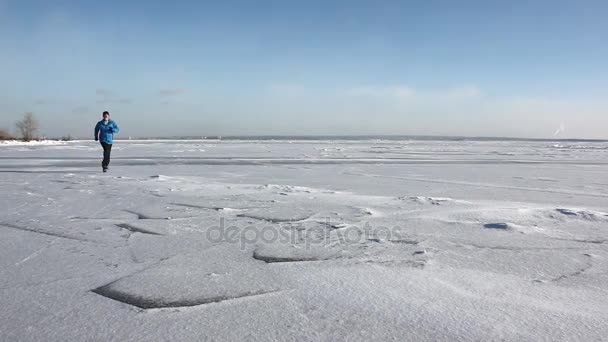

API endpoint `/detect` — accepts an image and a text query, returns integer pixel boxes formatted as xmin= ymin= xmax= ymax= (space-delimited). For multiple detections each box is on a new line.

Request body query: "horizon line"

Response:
xmin=33 ymin=134 xmax=608 ymax=143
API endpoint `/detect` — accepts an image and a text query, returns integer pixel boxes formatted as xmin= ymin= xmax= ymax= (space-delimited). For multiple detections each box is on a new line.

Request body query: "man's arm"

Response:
xmin=94 ymin=122 xmax=100 ymax=141
xmin=112 ymin=122 xmax=119 ymax=134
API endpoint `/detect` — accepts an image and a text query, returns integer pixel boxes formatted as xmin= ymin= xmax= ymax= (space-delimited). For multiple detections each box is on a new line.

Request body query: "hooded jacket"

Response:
xmin=95 ymin=120 xmax=119 ymax=144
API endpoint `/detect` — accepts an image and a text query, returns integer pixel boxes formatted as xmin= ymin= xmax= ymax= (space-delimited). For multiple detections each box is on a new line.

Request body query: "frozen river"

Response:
xmin=1 ymin=139 xmax=607 ymax=341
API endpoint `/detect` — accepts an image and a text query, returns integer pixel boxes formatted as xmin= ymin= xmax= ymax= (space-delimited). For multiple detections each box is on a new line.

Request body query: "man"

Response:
xmin=94 ymin=111 xmax=119 ymax=172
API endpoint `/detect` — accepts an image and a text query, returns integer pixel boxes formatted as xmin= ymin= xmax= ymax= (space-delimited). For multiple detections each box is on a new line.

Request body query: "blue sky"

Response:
xmin=1 ymin=0 xmax=607 ymax=138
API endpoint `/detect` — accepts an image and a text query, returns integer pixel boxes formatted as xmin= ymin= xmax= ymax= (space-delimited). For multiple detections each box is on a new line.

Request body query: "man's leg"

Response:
xmin=100 ymin=142 xmax=106 ymax=169
xmin=105 ymin=143 xmax=112 ymax=168
xmin=101 ymin=142 xmax=112 ymax=169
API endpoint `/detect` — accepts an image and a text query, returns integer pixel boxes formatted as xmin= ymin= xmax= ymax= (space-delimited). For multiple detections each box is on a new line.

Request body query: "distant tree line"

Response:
xmin=0 ymin=112 xmax=42 ymax=141
xmin=0 ymin=113 xmax=77 ymax=141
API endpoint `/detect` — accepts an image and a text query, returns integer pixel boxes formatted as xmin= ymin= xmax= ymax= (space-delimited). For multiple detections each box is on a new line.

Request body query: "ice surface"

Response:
xmin=1 ymin=139 xmax=608 ymax=341
xmin=0 ymin=140 xmax=68 ymax=146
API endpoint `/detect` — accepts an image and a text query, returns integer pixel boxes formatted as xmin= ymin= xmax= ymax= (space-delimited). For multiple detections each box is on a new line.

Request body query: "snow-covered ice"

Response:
xmin=1 ymin=139 xmax=607 ymax=341
xmin=0 ymin=140 xmax=68 ymax=146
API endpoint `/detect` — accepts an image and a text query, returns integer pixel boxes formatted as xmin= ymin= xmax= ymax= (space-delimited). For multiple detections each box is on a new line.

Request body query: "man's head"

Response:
xmin=102 ymin=111 xmax=110 ymax=121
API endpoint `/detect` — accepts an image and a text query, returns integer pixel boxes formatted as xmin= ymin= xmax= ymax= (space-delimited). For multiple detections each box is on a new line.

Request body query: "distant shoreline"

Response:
xmin=5 ymin=135 xmax=608 ymax=143
xmin=106 ymin=135 xmax=608 ymax=143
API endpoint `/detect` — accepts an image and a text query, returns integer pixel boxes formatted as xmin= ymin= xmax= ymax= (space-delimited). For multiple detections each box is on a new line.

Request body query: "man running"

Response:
xmin=94 ymin=111 xmax=119 ymax=172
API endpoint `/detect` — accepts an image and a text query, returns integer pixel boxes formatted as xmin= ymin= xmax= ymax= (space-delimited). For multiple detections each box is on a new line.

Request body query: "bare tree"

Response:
xmin=15 ymin=112 xmax=39 ymax=141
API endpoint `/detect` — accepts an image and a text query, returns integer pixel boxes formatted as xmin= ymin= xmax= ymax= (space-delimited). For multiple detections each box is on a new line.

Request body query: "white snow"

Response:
xmin=0 ymin=140 xmax=68 ymax=146
xmin=1 ymin=139 xmax=607 ymax=341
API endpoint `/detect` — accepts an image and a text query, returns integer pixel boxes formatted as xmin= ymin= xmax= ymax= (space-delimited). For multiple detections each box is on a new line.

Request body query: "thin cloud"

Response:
xmin=444 ymin=85 xmax=482 ymax=99
xmin=346 ymin=85 xmax=413 ymax=99
xmin=344 ymin=85 xmax=481 ymax=101
xmin=96 ymin=88 xmax=113 ymax=97
xmin=265 ymin=83 xmax=308 ymax=97
xmin=71 ymin=105 xmax=89 ymax=114
xmin=34 ymin=99 xmax=51 ymax=105
xmin=96 ymin=88 xmax=132 ymax=104
xmin=158 ymin=88 xmax=186 ymax=97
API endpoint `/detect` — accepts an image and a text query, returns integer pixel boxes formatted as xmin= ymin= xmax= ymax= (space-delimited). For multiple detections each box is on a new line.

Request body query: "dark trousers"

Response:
xmin=101 ymin=142 xmax=112 ymax=168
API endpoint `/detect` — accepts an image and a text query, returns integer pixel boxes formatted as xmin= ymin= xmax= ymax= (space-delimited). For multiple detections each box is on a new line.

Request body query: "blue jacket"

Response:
xmin=95 ymin=120 xmax=119 ymax=144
